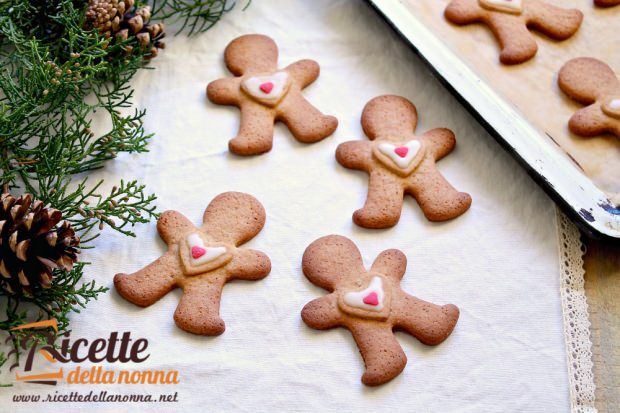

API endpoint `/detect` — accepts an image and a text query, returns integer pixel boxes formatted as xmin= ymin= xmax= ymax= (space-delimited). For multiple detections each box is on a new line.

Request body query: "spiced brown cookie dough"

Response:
xmin=114 ymin=192 xmax=271 ymax=335
xmin=336 ymin=95 xmax=471 ymax=229
xmin=301 ymin=235 xmax=459 ymax=386
xmin=444 ymin=0 xmax=583 ymax=65
xmin=207 ymin=34 xmax=338 ymax=155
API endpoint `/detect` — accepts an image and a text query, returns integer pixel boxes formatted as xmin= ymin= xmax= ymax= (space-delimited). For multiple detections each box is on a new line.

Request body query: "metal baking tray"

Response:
xmin=366 ymin=0 xmax=620 ymax=241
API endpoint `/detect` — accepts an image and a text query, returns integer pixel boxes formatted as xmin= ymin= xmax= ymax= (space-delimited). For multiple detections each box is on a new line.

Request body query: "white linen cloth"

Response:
xmin=1 ymin=0 xmax=571 ymax=411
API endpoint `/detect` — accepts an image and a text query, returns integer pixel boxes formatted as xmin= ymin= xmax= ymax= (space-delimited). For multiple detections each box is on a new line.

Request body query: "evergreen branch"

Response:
xmin=150 ymin=0 xmax=240 ymax=35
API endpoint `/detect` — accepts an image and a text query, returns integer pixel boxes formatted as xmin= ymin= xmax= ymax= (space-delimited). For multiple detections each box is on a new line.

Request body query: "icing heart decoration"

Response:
xmin=377 ymin=140 xmax=422 ymax=169
xmin=394 ymin=146 xmax=409 ymax=158
xmin=241 ymin=71 xmax=290 ymax=106
xmin=479 ymin=0 xmax=523 ymax=14
xmin=363 ymin=292 xmax=379 ymax=306
xmin=344 ymin=276 xmax=385 ymax=312
xmin=602 ymin=98 xmax=620 ymax=119
xmin=186 ymin=233 xmax=227 ymax=266
xmin=191 ymin=246 xmax=206 ymax=259
xmin=259 ymin=82 xmax=274 ymax=94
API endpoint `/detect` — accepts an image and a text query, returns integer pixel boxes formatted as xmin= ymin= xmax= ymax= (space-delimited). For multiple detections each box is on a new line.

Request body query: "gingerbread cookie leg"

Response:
xmin=229 ymin=103 xmax=276 ymax=155
xmin=349 ymin=323 xmax=407 ymax=386
xmin=408 ymin=167 xmax=472 ymax=222
xmin=488 ymin=14 xmax=538 ymax=65
xmin=174 ymin=277 xmax=227 ymax=335
xmin=114 ymin=251 xmax=179 ymax=307
xmin=394 ymin=296 xmax=460 ymax=346
xmin=277 ymin=94 xmax=338 ymax=143
xmin=353 ymin=172 xmax=404 ymax=229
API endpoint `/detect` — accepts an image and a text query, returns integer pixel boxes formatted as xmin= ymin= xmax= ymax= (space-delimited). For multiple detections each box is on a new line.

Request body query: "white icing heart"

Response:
xmin=603 ymin=98 xmax=620 ymax=119
xmin=186 ymin=233 xmax=227 ymax=266
xmin=241 ymin=71 xmax=290 ymax=105
xmin=377 ymin=140 xmax=422 ymax=169
xmin=343 ymin=276 xmax=385 ymax=312
xmin=479 ymin=0 xmax=523 ymax=14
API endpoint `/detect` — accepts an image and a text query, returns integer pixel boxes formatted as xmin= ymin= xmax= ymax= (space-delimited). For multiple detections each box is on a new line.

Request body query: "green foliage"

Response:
xmin=0 ymin=0 xmax=238 ymax=375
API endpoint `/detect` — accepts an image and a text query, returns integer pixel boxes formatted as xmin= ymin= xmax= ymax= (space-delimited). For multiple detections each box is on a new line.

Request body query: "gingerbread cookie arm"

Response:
xmin=201 ymin=192 xmax=266 ymax=246
xmin=407 ymin=164 xmax=472 ymax=222
xmin=393 ymin=293 xmax=460 ymax=346
xmin=526 ymin=2 xmax=583 ymax=40
xmin=226 ymin=249 xmax=271 ymax=281
xmin=228 ymin=102 xmax=276 ymax=155
xmin=569 ymin=105 xmax=620 ymax=137
xmin=174 ymin=277 xmax=227 ymax=335
xmin=558 ymin=58 xmax=620 ymax=105
xmin=353 ymin=171 xmax=404 ymax=229
xmin=284 ymin=59 xmax=320 ymax=88
xmin=419 ymin=128 xmax=456 ymax=161
xmin=302 ymin=235 xmax=365 ymax=291
xmin=348 ymin=322 xmax=407 ymax=386
xmin=335 ymin=141 xmax=372 ymax=172
xmin=277 ymin=94 xmax=338 ymax=143
xmin=444 ymin=0 xmax=484 ymax=25
xmin=114 ymin=250 xmax=180 ymax=307
xmin=370 ymin=249 xmax=406 ymax=281
xmin=157 ymin=210 xmax=198 ymax=245
xmin=301 ymin=294 xmax=342 ymax=330
xmin=206 ymin=77 xmax=242 ymax=106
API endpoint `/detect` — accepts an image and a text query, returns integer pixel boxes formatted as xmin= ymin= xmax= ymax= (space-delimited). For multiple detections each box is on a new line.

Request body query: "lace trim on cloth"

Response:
xmin=556 ymin=209 xmax=597 ymax=413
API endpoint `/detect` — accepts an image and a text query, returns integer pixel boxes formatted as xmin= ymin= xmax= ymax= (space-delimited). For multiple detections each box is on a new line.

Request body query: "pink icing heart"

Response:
xmin=394 ymin=146 xmax=409 ymax=158
xmin=259 ymin=82 xmax=274 ymax=94
xmin=191 ymin=246 xmax=206 ymax=259
xmin=363 ymin=292 xmax=379 ymax=306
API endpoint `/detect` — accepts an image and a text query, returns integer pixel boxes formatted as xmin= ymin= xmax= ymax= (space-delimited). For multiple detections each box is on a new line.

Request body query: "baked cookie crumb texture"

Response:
xmin=301 ymin=235 xmax=459 ymax=386
xmin=114 ymin=192 xmax=271 ymax=335
xmin=444 ymin=0 xmax=583 ymax=65
xmin=207 ymin=34 xmax=338 ymax=155
xmin=336 ymin=95 xmax=471 ymax=229
xmin=558 ymin=57 xmax=620 ymax=139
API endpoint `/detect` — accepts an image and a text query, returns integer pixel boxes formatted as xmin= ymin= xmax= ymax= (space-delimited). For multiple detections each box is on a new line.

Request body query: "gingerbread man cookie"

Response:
xmin=558 ymin=58 xmax=620 ymax=138
xmin=114 ymin=192 xmax=271 ymax=335
xmin=301 ymin=235 xmax=459 ymax=386
xmin=444 ymin=0 xmax=583 ymax=65
xmin=336 ymin=95 xmax=471 ymax=229
xmin=207 ymin=34 xmax=338 ymax=155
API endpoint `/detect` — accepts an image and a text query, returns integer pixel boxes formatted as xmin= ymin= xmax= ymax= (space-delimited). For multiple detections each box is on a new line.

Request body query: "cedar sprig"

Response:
xmin=150 ymin=0 xmax=241 ymax=35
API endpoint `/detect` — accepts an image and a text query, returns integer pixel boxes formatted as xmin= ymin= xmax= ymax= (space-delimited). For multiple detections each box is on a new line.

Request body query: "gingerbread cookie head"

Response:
xmin=207 ymin=34 xmax=338 ymax=155
xmin=558 ymin=57 xmax=620 ymax=138
xmin=594 ymin=0 xmax=620 ymax=8
xmin=301 ymin=235 xmax=459 ymax=386
xmin=114 ymin=192 xmax=271 ymax=336
xmin=336 ymin=95 xmax=471 ymax=228
xmin=444 ymin=0 xmax=583 ymax=65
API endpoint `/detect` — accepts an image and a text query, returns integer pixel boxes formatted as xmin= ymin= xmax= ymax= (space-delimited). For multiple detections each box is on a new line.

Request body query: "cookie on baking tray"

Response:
xmin=336 ymin=95 xmax=471 ymax=229
xmin=301 ymin=235 xmax=459 ymax=386
xmin=444 ymin=0 xmax=583 ymax=65
xmin=207 ymin=34 xmax=338 ymax=155
xmin=558 ymin=57 xmax=620 ymax=138
xmin=114 ymin=192 xmax=271 ymax=335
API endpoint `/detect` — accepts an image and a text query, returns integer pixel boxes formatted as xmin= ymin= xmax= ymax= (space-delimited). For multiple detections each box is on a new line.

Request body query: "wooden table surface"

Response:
xmin=583 ymin=237 xmax=619 ymax=412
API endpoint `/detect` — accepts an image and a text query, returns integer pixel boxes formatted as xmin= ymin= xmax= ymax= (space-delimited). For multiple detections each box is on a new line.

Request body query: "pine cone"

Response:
xmin=0 ymin=193 xmax=80 ymax=296
xmin=85 ymin=0 xmax=165 ymax=59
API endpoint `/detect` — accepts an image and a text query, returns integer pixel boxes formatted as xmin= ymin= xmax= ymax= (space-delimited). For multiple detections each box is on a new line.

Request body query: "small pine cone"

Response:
xmin=85 ymin=1 xmax=165 ymax=60
xmin=0 ymin=193 xmax=80 ymax=296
